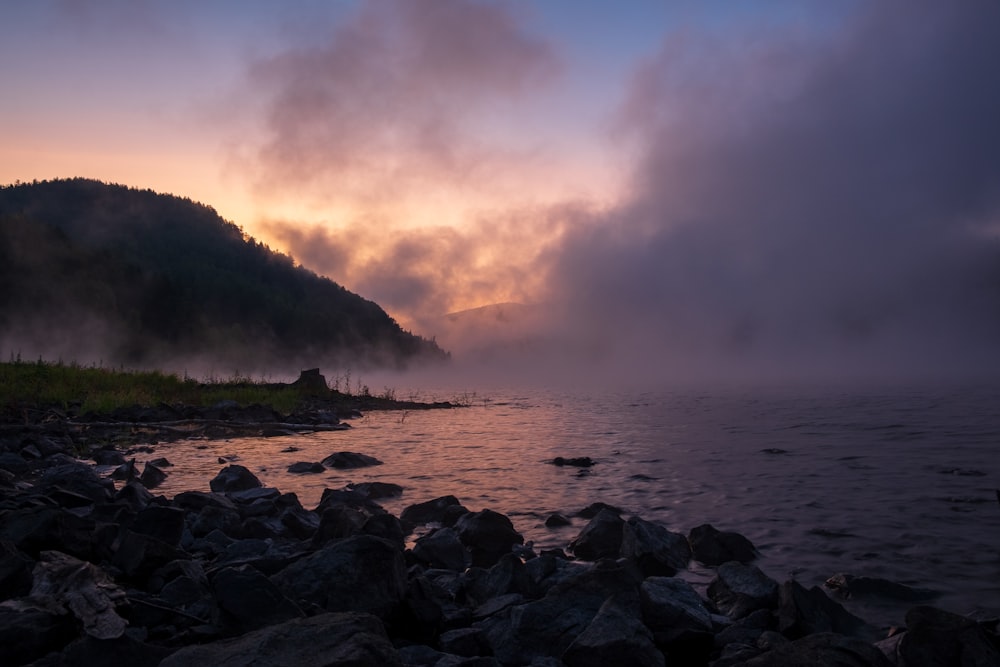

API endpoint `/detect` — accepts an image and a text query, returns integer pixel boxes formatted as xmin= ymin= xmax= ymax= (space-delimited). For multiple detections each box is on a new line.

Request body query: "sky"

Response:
xmin=3 ymin=1 xmax=1000 ymax=381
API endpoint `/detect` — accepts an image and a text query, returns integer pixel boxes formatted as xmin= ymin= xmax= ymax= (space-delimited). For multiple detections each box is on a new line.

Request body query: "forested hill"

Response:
xmin=0 ymin=178 xmax=448 ymax=370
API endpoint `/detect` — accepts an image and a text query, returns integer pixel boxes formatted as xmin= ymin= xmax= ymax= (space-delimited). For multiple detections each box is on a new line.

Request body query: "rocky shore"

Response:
xmin=1 ymin=431 xmax=998 ymax=666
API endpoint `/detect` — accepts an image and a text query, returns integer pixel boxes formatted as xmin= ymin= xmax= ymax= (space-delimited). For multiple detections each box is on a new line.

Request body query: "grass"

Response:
xmin=0 ymin=358 xmax=303 ymax=415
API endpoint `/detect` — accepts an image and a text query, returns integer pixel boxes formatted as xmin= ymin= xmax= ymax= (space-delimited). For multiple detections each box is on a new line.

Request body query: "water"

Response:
xmin=133 ymin=382 xmax=1000 ymax=630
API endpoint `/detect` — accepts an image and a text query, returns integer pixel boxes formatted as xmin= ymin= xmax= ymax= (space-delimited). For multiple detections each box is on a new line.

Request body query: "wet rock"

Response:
xmin=562 ymin=592 xmax=664 ymax=667
xmin=892 ymin=605 xmax=1000 ymax=666
xmin=400 ymin=495 xmax=468 ymax=529
xmin=92 ymin=448 xmax=126 ymax=466
xmin=287 ymin=461 xmax=324 ymax=474
xmin=777 ymin=579 xmax=873 ymax=640
xmin=347 ymin=481 xmax=404 ymax=499
xmin=454 ymin=509 xmax=524 ymax=567
xmin=148 ymin=457 xmax=172 ymax=468
xmin=742 ymin=632 xmax=892 ymax=666
xmin=620 ymin=516 xmax=691 ymax=576
xmin=545 ymin=512 xmax=572 ymax=528
xmin=688 ymin=523 xmax=757 ymax=565
xmin=824 ymin=573 xmax=939 ymax=602
xmin=279 ymin=505 xmax=320 ymax=541
xmin=211 ymin=564 xmax=304 ymax=633
xmin=270 ymin=535 xmax=407 ymax=619
xmin=320 ymin=451 xmax=383 ymax=469
xmin=311 ymin=506 xmax=367 ymax=547
xmin=708 ymin=561 xmax=780 ymax=619
xmin=361 ymin=512 xmax=405 ymax=549
xmin=209 ymin=464 xmax=262 ymax=493
xmin=639 ymin=576 xmax=714 ymax=650
xmin=577 ymin=502 xmax=624 ymax=519
xmin=111 ymin=459 xmax=138 ymax=481
xmin=139 ymin=462 xmax=168 ymax=489
xmin=159 ymin=611 xmax=402 ymax=667
xmin=569 ymin=508 xmax=624 ymax=561
xmin=412 ymin=527 xmax=470 ymax=571
xmin=115 ymin=480 xmax=155 ymax=512
xmin=313 ymin=487 xmax=386 ymax=516
xmin=550 ymin=456 xmax=596 ymax=467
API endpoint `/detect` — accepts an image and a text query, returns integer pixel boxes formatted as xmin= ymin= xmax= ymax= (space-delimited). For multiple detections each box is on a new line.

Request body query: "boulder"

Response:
xmin=707 ymin=561 xmax=780 ymax=619
xmin=0 ymin=540 xmax=33 ymax=600
xmin=620 ymin=516 xmax=690 ymax=576
xmin=209 ymin=465 xmax=262 ymax=493
xmin=569 ymin=508 xmax=624 ymax=561
xmin=577 ymin=502 xmax=624 ymax=519
xmin=159 ymin=612 xmax=402 ymax=667
xmin=113 ymin=530 xmax=189 ymax=582
xmin=0 ymin=506 xmax=96 ymax=560
xmin=742 ymin=632 xmax=892 ymax=667
xmin=687 ymin=523 xmax=757 ymax=565
xmin=824 ymin=573 xmax=939 ymax=602
xmin=35 ymin=461 xmax=115 ymax=504
xmin=361 ymin=513 xmax=405 ymax=549
xmin=777 ymin=580 xmax=873 ymax=640
xmin=20 ymin=634 xmax=173 ymax=667
xmin=0 ymin=607 xmax=77 ymax=666
xmin=287 ymin=461 xmax=324 ymax=474
xmin=347 ymin=481 xmax=404 ymax=499
xmin=211 ymin=564 xmax=304 ymax=633
xmin=311 ymin=506 xmax=367 ymax=547
xmin=412 ymin=527 xmax=470 ymax=571
xmin=320 ymin=451 xmax=383 ymax=469
xmin=562 ymin=592 xmax=664 ymax=667
xmin=92 ymin=448 xmax=126 ymax=466
xmin=639 ymin=576 xmax=714 ymax=648
xmin=131 ymin=505 xmax=186 ymax=547
xmin=313 ymin=488 xmax=386 ymax=516
xmin=270 ymin=535 xmax=407 ymax=619
xmin=545 ymin=513 xmax=572 ymax=528
xmin=26 ymin=550 xmax=128 ymax=639
xmin=115 ymin=480 xmax=155 ymax=512
xmin=894 ymin=605 xmax=1000 ymax=666
xmin=454 ymin=509 xmax=524 ymax=567
xmin=400 ymin=495 xmax=467 ymax=529
xmin=139 ymin=462 xmax=168 ymax=489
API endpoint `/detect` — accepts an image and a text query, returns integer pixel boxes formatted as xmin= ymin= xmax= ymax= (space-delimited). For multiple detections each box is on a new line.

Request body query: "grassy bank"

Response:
xmin=0 ymin=359 xmax=307 ymax=416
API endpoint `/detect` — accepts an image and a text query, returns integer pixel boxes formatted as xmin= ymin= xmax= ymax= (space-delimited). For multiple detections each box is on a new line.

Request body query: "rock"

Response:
xmin=454 ymin=509 xmax=524 ymax=567
xmin=311 ymin=506 xmax=367 ymax=547
xmin=209 ymin=465 xmax=262 ymax=493
xmin=707 ymin=561 xmax=780 ymax=619
xmin=0 ymin=452 xmax=31 ymax=475
xmin=287 ymin=461 xmax=324 ymax=474
xmin=440 ymin=626 xmax=490 ymax=657
xmin=412 ymin=527 xmax=470 ymax=571
xmin=551 ymin=457 xmax=596 ymax=467
xmin=279 ymin=505 xmax=321 ymax=540
xmin=478 ymin=559 xmax=642 ymax=665
xmin=320 ymin=451 xmax=383 ymax=469
xmin=347 ymin=481 xmax=404 ymax=499
xmin=92 ymin=448 xmax=126 ymax=466
xmin=824 ymin=573 xmax=939 ymax=602
xmin=291 ymin=367 xmax=329 ymax=393
xmin=211 ymin=564 xmax=304 ymax=633
xmin=270 ymin=535 xmax=407 ymax=619
xmin=569 ymin=508 xmax=624 ymax=561
xmin=313 ymin=488 xmax=386 ymax=516
xmin=639 ymin=576 xmax=714 ymax=648
xmin=741 ymin=632 xmax=892 ymax=666
xmin=35 ymin=461 xmax=115 ymax=504
xmin=131 ymin=505 xmax=186 ymax=546
xmin=0 ymin=607 xmax=77 ymax=666
xmin=620 ymin=516 xmax=691 ymax=576
xmin=577 ymin=502 xmax=624 ymax=519
xmin=115 ymin=480 xmax=155 ymax=512
xmin=158 ymin=612 xmax=402 ymax=667
xmin=187 ymin=504 xmax=243 ymax=539
xmin=777 ymin=580 xmax=873 ymax=640
xmin=894 ymin=605 xmax=1000 ymax=666
xmin=25 ymin=550 xmax=128 ymax=639
xmin=562 ymin=592 xmax=664 ymax=667
xmin=545 ymin=513 xmax=572 ymax=528
xmin=148 ymin=457 xmax=172 ymax=467
xmin=361 ymin=513 xmax=405 ymax=549
xmin=687 ymin=523 xmax=757 ymax=565
xmin=401 ymin=495 xmax=468 ymax=529
xmin=111 ymin=459 xmax=138 ymax=481
xmin=0 ymin=540 xmax=33 ymax=600
xmin=22 ymin=634 xmax=173 ymax=667
xmin=139 ymin=462 xmax=168 ymax=489
xmin=113 ymin=529 xmax=189 ymax=582
xmin=0 ymin=506 xmax=97 ymax=560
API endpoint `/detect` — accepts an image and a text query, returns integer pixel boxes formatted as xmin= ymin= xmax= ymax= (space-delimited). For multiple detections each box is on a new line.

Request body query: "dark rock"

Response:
xmin=35 ymin=461 xmax=115 ymax=504
xmin=361 ymin=512 xmax=405 ymax=549
xmin=545 ymin=513 xmax=572 ymax=528
xmin=639 ymin=576 xmax=714 ymax=648
xmin=620 ymin=516 xmax=691 ymax=576
xmin=777 ymin=579 xmax=873 ymax=640
xmin=0 ymin=452 xmax=30 ymax=475
xmin=320 ymin=451 xmax=383 ymax=469
xmin=454 ymin=509 xmax=524 ymax=567
xmin=313 ymin=487 xmax=386 ymax=516
xmin=92 ymin=448 xmax=126 ymax=466
xmin=478 ymin=559 xmax=642 ymax=665
xmin=279 ymin=505 xmax=320 ymax=540
xmin=551 ymin=456 xmax=596 ymax=467
xmin=400 ymin=495 xmax=467 ymax=529
xmin=708 ymin=561 xmax=780 ymax=619
xmin=209 ymin=465 xmax=262 ymax=493
xmin=132 ymin=505 xmax=186 ymax=546
xmin=115 ymin=480 xmax=155 ymax=512
xmin=412 ymin=527 xmax=470 ymax=571
xmin=0 ymin=607 xmax=77 ymax=666
xmin=824 ymin=573 xmax=939 ymax=602
xmin=139 ymin=462 xmax=168 ymax=489
xmin=688 ymin=523 xmax=757 ymax=565
xmin=111 ymin=459 xmax=138 ymax=481
xmin=22 ymin=634 xmax=174 ymax=667
xmin=894 ymin=605 xmax=1000 ymax=666
xmin=228 ymin=486 xmax=281 ymax=505
xmin=440 ymin=627 xmax=490 ymax=657
xmin=311 ymin=506 xmax=367 ymax=547
xmin=0 ymin=506 xmax=96 ymax=560
xmin=742 ymin=632 xmax=892 ymax=666
xmin=524 ymin=553 xmax=580 ymax=596
xmin=26 ymin=550 xmax=129 ymax=639
xmin=113 ymin=530 xmax=189 ymax=582
xmin=569 ymin=508 xmax=624 ymax=561
xmin=0 ymin=540 xmax=33 ymax=600
xmin=211 ymin=564 xmax=304 ymax=633
xmin=270 ymin=535 xmax=407 ymax=619
xmin=172 ymin=490 xmax=238 ymax=513
xmin=287 ymin=461 xmax=324 ymax=474
xmin=148 ymin=457 xmax=172 ymax=467
xmin=158 ymin=611 xmax=402 ymax=667
xmin=292 ymin=367 xmax=329 ymax=393
xmin=347 ymin=481 xmax=404 ymax=499
xmin=187 ymin=504 xmax=243 ymax=539
xmin=562 ymin=592 xmax=664 ymax=667
xmin=577 ymin=502 xmax=624 ymax=519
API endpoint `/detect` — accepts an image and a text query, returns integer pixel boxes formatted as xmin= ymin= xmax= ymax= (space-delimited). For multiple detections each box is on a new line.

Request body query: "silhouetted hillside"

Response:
xmin=0 ymin=178 xmax=448 ymax=370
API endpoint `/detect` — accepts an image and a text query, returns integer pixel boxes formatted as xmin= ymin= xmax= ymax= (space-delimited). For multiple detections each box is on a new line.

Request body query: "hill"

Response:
xmin=0 ymin=178 xmax=448 ymax=371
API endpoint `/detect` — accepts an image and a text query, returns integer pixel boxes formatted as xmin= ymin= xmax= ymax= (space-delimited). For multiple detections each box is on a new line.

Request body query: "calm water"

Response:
xmin=132 ymin=382 xmax=1000 ymax=630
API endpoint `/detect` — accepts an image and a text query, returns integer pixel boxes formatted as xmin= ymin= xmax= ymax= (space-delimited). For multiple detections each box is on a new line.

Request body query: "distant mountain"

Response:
xmin=418 ymin=302 xmax=554 ymax=361
xmin=0 ymin=178 xmax=447 ymax=370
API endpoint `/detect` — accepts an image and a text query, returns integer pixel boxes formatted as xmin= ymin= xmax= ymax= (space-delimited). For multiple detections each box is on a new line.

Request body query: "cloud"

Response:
xmin=539 ymin=0 xmax=1000 ymax=380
